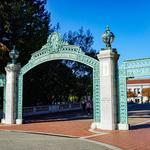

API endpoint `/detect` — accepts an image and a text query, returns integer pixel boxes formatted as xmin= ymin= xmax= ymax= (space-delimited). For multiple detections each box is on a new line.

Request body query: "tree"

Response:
xmin=142 ymin=88 xmax=150 ymax=102
xmin=0 ymin=43 xmax=9 ymax=74
xmin=127 ymin=90 xmax=136 ymax=98
xmin=64 ymin=27 xmax=94 ymax=53
xmin=0 ymin=0 xmax=55 ymax=106
xmin=63 ymin=27 xmax=96 ymax=76
xmin=0 ymin=0 xmax=50 ymax=72
xmin=0 ymin=2 xmax=96 ymax=105
xmin=63 ymin=27 xmax=97 ymax=100
xmin=23 ymin=61 xmax=75 ymax=106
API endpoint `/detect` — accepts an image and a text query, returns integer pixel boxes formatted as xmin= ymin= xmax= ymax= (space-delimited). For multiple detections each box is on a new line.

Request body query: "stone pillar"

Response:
xmin=97 ymin=48 xmax=119 ymax=130
xmin=4 ymin=64 xmax=20 ymax=124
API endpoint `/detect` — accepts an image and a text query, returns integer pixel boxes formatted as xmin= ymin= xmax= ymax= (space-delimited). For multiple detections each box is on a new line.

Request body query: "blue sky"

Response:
xmin=46 ymin=0 xmax=150 ymax=62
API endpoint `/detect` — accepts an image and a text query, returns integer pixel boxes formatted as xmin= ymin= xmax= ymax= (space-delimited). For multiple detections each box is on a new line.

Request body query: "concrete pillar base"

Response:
xmin=16 ymin=119 xmax=23 ymax=124
xmin=5 ymin=119 xmax=15 ymax=124
xmin=98 ymin=123 xmax=117 ymax=130
xmin=91 ymin=122 xmax=129 ymax=130
xmin=90 ymin=122 xmax=101 ymax=129
xmin=118 ymin=123 xmax=129 ymax=130
xmin=1 ymin=119 xmax=5 ymax=124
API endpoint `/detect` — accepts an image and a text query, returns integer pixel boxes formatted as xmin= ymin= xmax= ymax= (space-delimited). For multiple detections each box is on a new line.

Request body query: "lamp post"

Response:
xmin=4 ymin=45 xmax=20 ymax=124
xmin=102 ymin=26 xmax=115 ymax=49
xmin=9 ymin=45 xmax=19 ymax=64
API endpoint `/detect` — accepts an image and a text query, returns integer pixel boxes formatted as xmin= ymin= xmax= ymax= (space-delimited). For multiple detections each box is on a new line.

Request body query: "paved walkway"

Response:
xmin=0 ymin=118 xmax=150 ymax=150
xmin=89 ymin=121 xmax=150 ymax=150
xmin=0 ymin=104 xmax=150 ymax=150
xmin=0 ymin=131 xmax=112 ymax=150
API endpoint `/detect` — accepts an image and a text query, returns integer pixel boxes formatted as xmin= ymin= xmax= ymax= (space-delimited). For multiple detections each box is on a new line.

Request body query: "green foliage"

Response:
xmin=142 ymin=88 xmax=150 ymax=102
xmin=23 ymin=61 xmax=76 ymax=106
xmin=0 ymin=1 xmax=95 ymax=106
xmin=63 ymin=27 xmax=97 ymax=76
xmin=0 ymin=0 xmax=50 ymax=70
xmin=62 ymin=28 xmax=97 ymax=101
xmin=63 ymin=27 xmax=94 ymax=53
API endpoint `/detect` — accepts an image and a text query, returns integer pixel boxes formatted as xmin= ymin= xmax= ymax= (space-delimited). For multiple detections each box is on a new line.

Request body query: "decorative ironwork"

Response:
xmin=0 ymin=74 xmax=6 ymax=117
xmin=17 ymin=32 xmax=101 ymax=122
xmin=0 ymin=74 xmax=5 ymax=87
xmin=9 ymin=45 xmax=19 ymax=64
xmin=118 ymin=58 xmax=150 ymax=125
xmin=118 ymin=66 xmax=128 ymax=124
xmin=102 ymin=26 xmax=115 ymax=48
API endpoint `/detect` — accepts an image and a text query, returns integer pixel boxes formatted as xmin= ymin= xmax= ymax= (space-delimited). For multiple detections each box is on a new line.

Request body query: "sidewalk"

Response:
xmin=89 ymin=121 xmax=150 ymax=150
xmin=0 ymin=118 xmax=150 ymax=150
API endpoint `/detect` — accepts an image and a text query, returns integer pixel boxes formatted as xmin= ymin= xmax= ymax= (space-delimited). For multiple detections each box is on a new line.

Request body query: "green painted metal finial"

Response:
xmin=106 ymin=25 xmax=110 ymax=31
xmin=9 ymin=45 xmax=19 ymax=64
xmin=102 ymin=26 xmax=115 ymax=49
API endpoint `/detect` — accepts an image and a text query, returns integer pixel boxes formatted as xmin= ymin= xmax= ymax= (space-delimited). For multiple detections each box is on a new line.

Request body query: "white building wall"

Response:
xmin=127 ymin=82 xmax=150 ymax=103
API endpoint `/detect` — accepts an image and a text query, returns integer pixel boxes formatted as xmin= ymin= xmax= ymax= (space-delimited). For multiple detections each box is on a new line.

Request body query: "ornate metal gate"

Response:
xmin=0 ymin=74 xmax=6 ymax=119
xmin=17 ymin=32 xmax=100 ymax=123
xmin=118 ymin=58 xmax=150 ymax=128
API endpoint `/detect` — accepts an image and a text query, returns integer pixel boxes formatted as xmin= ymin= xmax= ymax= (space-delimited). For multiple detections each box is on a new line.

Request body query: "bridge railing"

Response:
xmin=23 ymin=103 xmax=81 ymax=117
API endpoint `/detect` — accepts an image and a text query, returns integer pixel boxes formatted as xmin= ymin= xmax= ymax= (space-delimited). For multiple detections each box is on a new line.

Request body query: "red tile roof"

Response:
xmin=127 ymin=79 xmax=150 ymax=84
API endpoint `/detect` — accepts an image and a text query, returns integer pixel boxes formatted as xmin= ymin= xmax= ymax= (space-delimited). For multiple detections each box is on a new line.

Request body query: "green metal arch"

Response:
xmin=118 ymin=57 xmax=150 ymax=125
xmin=20 ymin=51 xmax=99 ymax=76
xmin=0 ymin=74 xmax=6 ymax=119
xmin=17 ymin=32 xmax=101 ymax=124
xmin=0 ymin=74 xmax=6 ymax=87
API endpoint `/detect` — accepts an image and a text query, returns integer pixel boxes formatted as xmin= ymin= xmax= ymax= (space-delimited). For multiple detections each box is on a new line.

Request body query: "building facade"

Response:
xmin=127 ymin=78 xmax=150 ymax=103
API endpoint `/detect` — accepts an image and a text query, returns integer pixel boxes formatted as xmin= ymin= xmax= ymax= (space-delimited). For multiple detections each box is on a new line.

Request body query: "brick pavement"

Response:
xmin=0 ymin=120 xmax=94 ymax=137
xmin=0 ymin=119 xmax=150 ymax=150
xmin=89 ymin=122 xmax=150 ymax=150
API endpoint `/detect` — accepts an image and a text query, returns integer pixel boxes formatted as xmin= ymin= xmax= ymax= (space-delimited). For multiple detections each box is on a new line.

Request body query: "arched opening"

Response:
xmin=127 ymin=77 xmax=150 ymax=129
xmin=118 ymin=58 xmax=150 ymax=130
xmin=22 ymin=60 xmax=94 ymax=123
xmin=16 ymin=32 xmax=100 ymax=125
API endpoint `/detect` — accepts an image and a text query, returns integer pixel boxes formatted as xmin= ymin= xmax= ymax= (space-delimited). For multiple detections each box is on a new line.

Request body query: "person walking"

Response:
xmin=81 ymin=100 xmax=86 ymax=113
xmin=85 ymin=101 xmax=91 ymax=116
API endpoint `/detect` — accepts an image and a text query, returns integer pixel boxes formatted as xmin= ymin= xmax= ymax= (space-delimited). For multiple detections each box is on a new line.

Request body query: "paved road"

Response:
xmin=0 ymin=131 xmax=112 ymax=150
xmin=128 ymin=103 xmax=150 ymax=111
xmin=128 ymin=103 xmax=150 ymax=118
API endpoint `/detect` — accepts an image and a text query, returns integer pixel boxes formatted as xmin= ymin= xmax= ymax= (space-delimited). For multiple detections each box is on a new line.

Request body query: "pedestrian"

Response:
xmin=86 ymin=101 xmax=91 ymax=116
xmin=81 ymin=100 xmax=86 ymax=113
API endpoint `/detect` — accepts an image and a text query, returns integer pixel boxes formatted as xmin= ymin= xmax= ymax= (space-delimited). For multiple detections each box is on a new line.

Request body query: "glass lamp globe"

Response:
xmin=102 ymin=26 xmax=115 ymax=48
xmin=9 ymin=45 xmax=19 ymax=64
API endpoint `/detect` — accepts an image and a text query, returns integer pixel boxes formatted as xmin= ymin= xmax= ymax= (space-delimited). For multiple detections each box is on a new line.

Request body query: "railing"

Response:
xmin=23 ymin=103 xmax=81 ymax=117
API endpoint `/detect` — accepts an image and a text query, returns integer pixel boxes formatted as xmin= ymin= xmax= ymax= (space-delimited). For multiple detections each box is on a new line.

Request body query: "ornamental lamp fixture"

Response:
xmin=9 ymin=45 xmax=19 ymax=64
xmin=102 ymin=25 xmax=115 ymax=49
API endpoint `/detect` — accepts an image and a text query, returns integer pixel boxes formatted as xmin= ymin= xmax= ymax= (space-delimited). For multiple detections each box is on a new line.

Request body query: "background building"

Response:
xmin=127 ymin=78 xmax=150 ymax=103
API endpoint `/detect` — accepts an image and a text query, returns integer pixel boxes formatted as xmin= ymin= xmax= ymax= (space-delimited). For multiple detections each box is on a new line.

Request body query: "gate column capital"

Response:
xmin=5 ymin=63 xmax=21 ymax=73
xmin=97 ymin=48 xmax=119 ymax=61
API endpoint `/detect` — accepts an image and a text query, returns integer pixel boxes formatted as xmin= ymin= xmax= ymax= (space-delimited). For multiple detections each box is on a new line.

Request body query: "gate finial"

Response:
xmin=102 ymin=25 xmax=115 ymax=49
xmin=9 ymin=45 xmax=19 ymax=64
xmin=47 ymin=32 xmax=62 ymax=50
